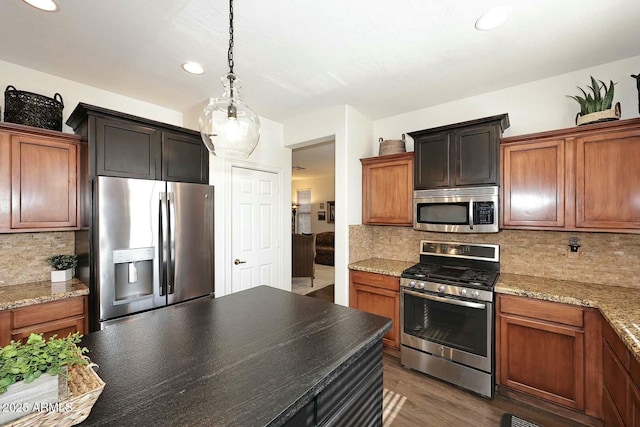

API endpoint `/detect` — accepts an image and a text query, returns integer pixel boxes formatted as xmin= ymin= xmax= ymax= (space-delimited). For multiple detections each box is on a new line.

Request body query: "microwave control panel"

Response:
xmin=473 ymin=202 xmax=495 ymax=225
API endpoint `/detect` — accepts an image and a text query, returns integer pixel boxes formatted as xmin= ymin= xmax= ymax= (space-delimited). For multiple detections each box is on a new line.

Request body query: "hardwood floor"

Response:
xmin=306 ymin=284 xmax=334 ymax=303
xmin=382 ymin=354 xmax=588 ymax=427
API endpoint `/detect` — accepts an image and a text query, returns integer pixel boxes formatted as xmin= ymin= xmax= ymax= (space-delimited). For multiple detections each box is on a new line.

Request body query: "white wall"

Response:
xmin=291 ymin=176 xmax=336 ymax=234
xmin=374 ymin=55 xmax=640 ymax=151
xmin=203 ymin=115 xmax=291 ymax=297
xmin=0 ymin=60 xmax=183 ymax=131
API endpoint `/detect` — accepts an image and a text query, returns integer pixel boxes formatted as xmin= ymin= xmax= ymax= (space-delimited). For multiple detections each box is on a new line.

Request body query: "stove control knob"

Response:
xmin=438 ymin=285 xmax=445 ymax=293
xmin=408 ymin=280 xmax=416 ymax=288
xmin=460 ymin=289 xmax=467 ymax=297
xmin=471 ymin=290 xmax=481 ymax=298
xmin=417 ymin=282 xmax=425 ymax=290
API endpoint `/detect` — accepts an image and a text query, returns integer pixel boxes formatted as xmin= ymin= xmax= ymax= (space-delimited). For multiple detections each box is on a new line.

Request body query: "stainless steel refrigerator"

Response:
xmin=91 ymin=176 xmax=214 ymax=328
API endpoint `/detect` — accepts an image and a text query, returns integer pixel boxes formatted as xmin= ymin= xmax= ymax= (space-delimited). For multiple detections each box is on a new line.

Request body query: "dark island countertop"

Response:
xmin=80 ymin=285 xmax=391 ymax=426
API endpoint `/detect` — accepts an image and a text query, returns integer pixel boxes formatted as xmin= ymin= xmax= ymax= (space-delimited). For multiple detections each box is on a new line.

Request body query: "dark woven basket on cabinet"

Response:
xmin=4 ymin=85 xmax=64 ymax=131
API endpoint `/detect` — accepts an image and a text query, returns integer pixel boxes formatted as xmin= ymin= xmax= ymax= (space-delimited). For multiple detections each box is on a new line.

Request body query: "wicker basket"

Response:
xmin=6 ymin=361 xmax=105 ymax=427
xmin=4 ymin=85 xmax=64 ymax=131
xmin=378 ymin=134 xmax=406 ymax=156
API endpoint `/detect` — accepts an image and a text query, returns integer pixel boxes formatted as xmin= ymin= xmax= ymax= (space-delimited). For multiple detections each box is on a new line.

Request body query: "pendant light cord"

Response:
xmin=227 ymin=0 xmax=235 ymax=99
xmin=228 ymin=0 xmax=234 ymax=74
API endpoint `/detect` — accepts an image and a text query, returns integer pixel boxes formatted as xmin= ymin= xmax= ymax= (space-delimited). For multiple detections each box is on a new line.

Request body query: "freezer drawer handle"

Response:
xmin=234 ymin=259 xmax=246 ymax=265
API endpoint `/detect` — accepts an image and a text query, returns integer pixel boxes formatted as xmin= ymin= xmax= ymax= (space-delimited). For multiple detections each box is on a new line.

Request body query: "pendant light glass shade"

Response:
xmin=199 ymin=0 xmax=260 ymax=159
xmin=199 ymin=74 xmax=260 ymax=159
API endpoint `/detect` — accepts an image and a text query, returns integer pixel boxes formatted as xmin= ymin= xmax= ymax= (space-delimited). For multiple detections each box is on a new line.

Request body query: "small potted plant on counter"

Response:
xmin=0 ymin=333 xmax=88 ymax=424
xmin=568 ymin=76 xmax=621 ymax=126
xmin=46 ymin=254 xmax=77 ymax=283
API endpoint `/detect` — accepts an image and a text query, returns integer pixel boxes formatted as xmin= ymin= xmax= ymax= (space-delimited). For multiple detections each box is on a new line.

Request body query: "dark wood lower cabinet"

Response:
xmin=602 ymin=316 xmax=640 ymax=427
xmin=499 ymin=312 xmax=585 ymax=410
xmin=349 ymin=271 xmax=400 ymax=350
xmin=496 ymin=294 xmax=602 ymax=423
xmin=498 ymin=294 xmax=640 ymax=426
xmin=0 ymin=296 xmax=88 ymax=346
xmin=604 ymin=387 xmax=627 ymax=427
xmin=630 ymin=382 xmax=640 ymax=427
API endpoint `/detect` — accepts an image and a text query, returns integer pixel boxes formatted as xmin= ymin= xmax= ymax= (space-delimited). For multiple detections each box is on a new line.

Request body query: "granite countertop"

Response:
xmin=80 ymin=285 xmax=390 ymax=426
xmin=348 ymin=258 xmax=415 ymax=277
xmin=497 ymin=273 xmax=640 ymax=363
xmin=348 ymin=258 xmax=640 ymax=364
xmin=0 ymin=278 xmax=89 ymax=310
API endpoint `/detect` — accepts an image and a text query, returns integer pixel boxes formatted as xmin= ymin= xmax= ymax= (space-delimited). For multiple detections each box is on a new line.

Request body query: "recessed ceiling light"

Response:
xmin=182 ymin=62 xmax=205 ymax=75
xmin=22 ymin=0 xmax=58 ymax=12
xmin=475 ymin=7 xmax=510 ymax=31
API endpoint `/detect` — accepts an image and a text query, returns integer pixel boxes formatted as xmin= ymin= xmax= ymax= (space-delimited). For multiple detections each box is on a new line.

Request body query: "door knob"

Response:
xmin=234 ymin=259 xmax=247 ymax=265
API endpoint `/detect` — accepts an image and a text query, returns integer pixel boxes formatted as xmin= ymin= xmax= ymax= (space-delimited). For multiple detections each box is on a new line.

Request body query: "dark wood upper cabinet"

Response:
xmin=413 ymin=132 xmax=450 ymax=189
xmin=67 ymin=103 xmax=209 ymax=184
xmin=161 ymin=131 xmax=209 ymax=184
xmin=409 ymin=114 xmax=509 ymax=190
xmin=95 ymin=117 xmax=161 ymax=180
xmin=454 ymin=124 xmax=499 ymax=186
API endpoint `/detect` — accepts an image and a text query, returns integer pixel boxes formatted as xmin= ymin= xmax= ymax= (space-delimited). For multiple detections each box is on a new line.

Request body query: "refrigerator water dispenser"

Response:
xmin=113 ymin=247 xmax=155 ymax=303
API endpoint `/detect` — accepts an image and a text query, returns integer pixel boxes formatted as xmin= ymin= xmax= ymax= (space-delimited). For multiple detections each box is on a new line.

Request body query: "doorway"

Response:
xmin=291 ymin=141 xmax=335 ymax=301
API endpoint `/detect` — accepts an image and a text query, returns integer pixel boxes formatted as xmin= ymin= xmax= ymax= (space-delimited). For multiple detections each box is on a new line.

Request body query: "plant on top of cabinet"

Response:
xmin=568 ymin=76 xmax=620 ymax=126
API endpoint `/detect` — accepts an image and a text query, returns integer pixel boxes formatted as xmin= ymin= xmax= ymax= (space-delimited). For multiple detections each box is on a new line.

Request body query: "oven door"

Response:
xmin=401 ymin=288 xmax=493 ymax=372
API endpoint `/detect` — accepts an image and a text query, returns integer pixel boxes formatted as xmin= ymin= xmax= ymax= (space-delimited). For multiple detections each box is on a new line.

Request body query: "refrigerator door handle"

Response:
xmin=167 ymin=191 xmax=176 ymax=295
xmin=159 ymin=192 xmax=168 ymax=297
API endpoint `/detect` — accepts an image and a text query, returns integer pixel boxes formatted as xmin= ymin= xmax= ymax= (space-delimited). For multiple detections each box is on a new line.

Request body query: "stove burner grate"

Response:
xmin=402 ymin=263 xmax=498 ymax=289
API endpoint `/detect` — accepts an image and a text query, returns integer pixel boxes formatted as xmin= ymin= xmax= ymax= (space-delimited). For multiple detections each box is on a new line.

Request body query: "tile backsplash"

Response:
xmin=0 ymin=232 xmax=75 ymax=286
xmin=350 ymin=225 xmax=640 ymax=289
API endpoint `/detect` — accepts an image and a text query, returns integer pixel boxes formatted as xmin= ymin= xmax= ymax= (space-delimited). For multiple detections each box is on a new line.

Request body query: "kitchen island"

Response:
xmin=80 ymin=285 xmax=390 ymax=426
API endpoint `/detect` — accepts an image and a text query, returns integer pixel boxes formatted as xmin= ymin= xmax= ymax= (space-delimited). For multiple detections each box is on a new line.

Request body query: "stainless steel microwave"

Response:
xmin=414 ymin=186 xmax=499 ymax=233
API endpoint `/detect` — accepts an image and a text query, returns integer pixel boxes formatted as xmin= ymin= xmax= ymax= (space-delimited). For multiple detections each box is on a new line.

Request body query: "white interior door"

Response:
xmin=231 ymin=166 xmax=280 ymax=292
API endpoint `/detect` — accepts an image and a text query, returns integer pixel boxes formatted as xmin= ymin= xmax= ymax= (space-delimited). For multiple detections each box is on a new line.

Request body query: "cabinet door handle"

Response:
xmin=234 ymin=259 xmax=247 ymax=265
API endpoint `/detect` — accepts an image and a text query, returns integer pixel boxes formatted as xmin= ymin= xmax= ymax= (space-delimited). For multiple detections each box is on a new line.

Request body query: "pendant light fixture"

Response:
xmin=199 ymin=0 xmax=260 ymax=159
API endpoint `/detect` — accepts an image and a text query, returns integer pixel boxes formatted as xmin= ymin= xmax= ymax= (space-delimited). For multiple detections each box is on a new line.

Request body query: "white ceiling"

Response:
xmin=292 ymin=141 xmax=335 ymax=181
xmin=1 ymin=0 xmax=640 ymax=123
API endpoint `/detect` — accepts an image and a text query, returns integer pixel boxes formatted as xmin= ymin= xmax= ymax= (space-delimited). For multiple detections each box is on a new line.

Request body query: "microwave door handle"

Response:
xmin=469 ymin=201 xmax=474 ymax=230
xmin=403 ymin=289 xmax=486 ymax=309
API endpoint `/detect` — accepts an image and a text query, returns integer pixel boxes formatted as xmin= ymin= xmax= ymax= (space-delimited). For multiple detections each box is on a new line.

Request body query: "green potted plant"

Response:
xmin=46 ymin=254 xmax=77 ymax=282
xmin=568 ymin=76 xmax=621 ymax=126
xmin=0 ymin=333 xmax=88 ymax=424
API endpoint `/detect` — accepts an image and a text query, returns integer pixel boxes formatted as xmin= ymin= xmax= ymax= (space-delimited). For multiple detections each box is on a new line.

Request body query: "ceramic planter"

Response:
xmin=51 ymin=268 xmax=73 ymax=282
xmin=576 ymin=102 xmax=621 ymax=126
xmin=0 ymin=372 xmax=65 ymax=424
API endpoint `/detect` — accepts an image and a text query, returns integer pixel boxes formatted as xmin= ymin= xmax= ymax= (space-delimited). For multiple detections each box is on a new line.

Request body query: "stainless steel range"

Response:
xmin=400 ymin=240 xmax=499 ymax=398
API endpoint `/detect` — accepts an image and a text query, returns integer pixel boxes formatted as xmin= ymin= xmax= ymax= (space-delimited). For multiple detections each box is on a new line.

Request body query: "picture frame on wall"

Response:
xmin=327 ymin=201 xmax=335 ymax=223
xmin=320 ymin=202 xmax=324 ymax=209
xmin=318 ymin=211 xmax=326 ymax=221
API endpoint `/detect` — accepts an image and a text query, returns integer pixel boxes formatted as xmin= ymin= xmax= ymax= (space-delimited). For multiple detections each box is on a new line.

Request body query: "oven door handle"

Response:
xmin=403 ymin=289 xmax=486 ymax=309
